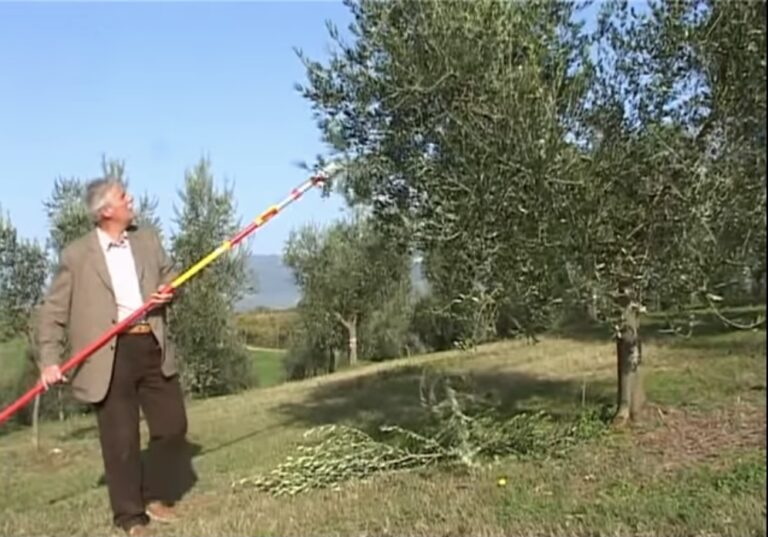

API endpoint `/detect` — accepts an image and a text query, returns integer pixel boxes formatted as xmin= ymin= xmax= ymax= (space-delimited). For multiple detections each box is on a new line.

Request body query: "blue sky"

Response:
xmin=0 ymin=1 xmax=354 ymax=256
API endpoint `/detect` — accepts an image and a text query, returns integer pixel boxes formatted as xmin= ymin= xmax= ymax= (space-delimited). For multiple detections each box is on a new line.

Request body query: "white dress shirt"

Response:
xmin=96 ymin=228 xmax=145 ymax=322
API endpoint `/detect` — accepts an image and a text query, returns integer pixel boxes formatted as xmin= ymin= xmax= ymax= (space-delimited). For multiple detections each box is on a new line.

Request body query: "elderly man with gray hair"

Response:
xmin=37 ymin=176 xmax=187 ymax=536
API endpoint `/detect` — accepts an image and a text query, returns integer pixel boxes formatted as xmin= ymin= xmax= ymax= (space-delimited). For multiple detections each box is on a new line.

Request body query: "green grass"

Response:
xmin=246 ymin=346 xmax=287 ymax=388
xmin=496 ymin=450 xmax=766 ymax=536
xmin=0 ymin=328 xmax=765 ymax=537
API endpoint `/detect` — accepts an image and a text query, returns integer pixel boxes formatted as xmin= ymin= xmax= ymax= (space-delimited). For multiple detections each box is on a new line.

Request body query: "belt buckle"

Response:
xmin=127 ymin=322 xmax=151 ymax=335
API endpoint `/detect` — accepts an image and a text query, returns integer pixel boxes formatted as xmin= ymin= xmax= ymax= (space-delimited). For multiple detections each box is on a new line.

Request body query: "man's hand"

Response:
xmin=40 ymin=365 xmax=66 ymax=390
xmin=149 ymin=286 xmax=174 ymax=307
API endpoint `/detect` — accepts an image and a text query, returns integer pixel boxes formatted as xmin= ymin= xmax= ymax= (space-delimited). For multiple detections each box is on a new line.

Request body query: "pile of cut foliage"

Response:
xmin=233 ymin=370 xmax=610 ymax=496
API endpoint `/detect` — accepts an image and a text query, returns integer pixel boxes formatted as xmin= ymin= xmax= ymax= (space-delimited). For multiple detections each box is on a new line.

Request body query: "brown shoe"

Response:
xmin=145 ymin=501 xmax=179 ymax=524
xmin=125 ymin=523 xmax=151 ymax=537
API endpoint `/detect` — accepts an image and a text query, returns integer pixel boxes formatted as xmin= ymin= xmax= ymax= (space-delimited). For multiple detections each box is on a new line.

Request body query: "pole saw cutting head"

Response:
xmin=313 ymin=161 xmax=346 ymax=185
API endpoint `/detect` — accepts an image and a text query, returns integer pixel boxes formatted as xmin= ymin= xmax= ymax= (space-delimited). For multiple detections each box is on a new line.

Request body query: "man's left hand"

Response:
xmin=150 ymin=286 xmax=174 ymax=306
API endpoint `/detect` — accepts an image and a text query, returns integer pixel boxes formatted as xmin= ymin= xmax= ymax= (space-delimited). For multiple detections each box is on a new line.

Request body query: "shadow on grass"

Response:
xmin=46 ymin=440 xmax=202 ymax=507
xmin=274 ymin=365 xmax=614 ymax=436
xmin=553 ymin=307 xmax=765 ymax=354
xmin=46 ymin=420 xmax=295 ymax=507
xmin=92 ymin=420 xmax=301 ymax=498
xmin=57 ymin=422 xmax=99 ymax=440
xmin=660 ymin=330 xmax=766 ymax=357
xmin=555 ymin=317 xmax=760 ymax=342
xmin=89 ymin=440 xmax=202 ymax=504
xmin=274 ymin=318 xmax=765 ymax=437
xmin=198 ymin=420 xmax=296 ymax=457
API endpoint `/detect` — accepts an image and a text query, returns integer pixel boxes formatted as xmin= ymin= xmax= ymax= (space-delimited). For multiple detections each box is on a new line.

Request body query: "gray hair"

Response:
xmin=85 ymin=177 xmax=123 ymax=224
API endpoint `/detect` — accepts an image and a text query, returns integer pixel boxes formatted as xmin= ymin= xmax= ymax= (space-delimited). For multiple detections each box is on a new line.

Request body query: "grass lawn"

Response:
xmin=246 ymin=346 xmax=287 ymax=388
xmin=0 ymin=325 xmax=765 ymax=536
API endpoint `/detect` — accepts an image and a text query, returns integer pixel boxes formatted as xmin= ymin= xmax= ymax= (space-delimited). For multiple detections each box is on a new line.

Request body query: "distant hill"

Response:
xmin=237 ymin=255 xmax=300 ymax=311
xmin=236 ymin=254 xmax=428 ymax=312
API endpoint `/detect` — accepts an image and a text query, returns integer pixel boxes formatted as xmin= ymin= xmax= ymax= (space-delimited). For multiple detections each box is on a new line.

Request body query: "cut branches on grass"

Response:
xmin=233 ymin=370 xmax=611 ymax=496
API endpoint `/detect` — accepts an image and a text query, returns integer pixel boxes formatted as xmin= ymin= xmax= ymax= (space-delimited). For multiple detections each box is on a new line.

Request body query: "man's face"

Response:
xmin=101 ymin=184 xmax=135 ymax=226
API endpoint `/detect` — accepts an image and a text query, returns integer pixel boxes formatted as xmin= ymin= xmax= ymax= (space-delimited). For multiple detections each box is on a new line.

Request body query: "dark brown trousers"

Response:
xmin=94 ymin=333 xmax=188 ymax=530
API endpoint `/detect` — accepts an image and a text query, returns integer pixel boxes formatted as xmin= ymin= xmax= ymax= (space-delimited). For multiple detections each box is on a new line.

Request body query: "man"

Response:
xmin=37 ymin=177 xmax=187 ymax=536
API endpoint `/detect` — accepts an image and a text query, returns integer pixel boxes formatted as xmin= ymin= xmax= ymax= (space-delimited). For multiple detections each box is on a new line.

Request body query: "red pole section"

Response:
xmin=0 ymin=173 xmax=326 ymax=427
xmin=0 ymin=305 xmax=151 ymax=426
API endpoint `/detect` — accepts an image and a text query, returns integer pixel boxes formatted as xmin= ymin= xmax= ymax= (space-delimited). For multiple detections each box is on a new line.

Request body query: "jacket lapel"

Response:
xmin=88 ymin=229 xmax=114 ymax=295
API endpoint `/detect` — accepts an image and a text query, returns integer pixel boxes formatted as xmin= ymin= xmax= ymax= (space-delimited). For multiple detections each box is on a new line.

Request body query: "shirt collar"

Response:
xmin=96 ymin=228 xmax=129 ymax=251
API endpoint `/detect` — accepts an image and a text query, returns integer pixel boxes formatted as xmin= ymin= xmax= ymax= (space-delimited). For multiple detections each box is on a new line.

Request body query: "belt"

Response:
xmin=123 ymin=323 xmax=153 ymax=335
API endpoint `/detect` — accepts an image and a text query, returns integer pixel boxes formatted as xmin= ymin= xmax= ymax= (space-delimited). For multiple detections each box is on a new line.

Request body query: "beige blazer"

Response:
xmin=37 ymin=226 xmax=178 ymax=403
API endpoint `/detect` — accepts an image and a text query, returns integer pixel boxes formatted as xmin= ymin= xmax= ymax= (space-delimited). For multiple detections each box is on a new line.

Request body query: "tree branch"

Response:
xmin=702 ymin=292 xmax=766 ymax=330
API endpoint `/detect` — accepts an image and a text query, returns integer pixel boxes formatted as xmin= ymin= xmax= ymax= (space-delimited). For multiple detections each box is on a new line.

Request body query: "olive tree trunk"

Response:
xmin=614 ymin=294 xmax=646 ymax=426
xmin=335 ymin=313 xmax=359 ymax=367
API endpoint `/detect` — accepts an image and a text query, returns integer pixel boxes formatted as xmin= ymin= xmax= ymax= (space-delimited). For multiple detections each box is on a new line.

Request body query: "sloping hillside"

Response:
xmin=0 ymin=330 xmax=765 ymax=536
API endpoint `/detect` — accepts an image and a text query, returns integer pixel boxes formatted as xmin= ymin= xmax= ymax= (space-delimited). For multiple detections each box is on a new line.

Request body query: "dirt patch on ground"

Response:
xmin=632 ymin=402 xmax=766 ymax=470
